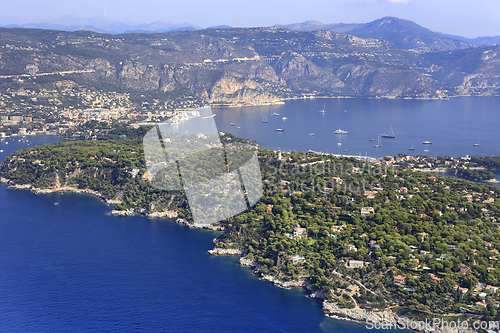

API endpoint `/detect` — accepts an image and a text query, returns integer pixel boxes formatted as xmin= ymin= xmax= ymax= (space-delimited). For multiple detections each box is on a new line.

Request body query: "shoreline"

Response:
xmin=1 ymin=132 xmax=59 ymax=138
xmin=208 ymin=93 xmax=497 ymax=110
xmin=486 ymin=178 xmax=500 ymax=184
xmin=233 ymin=254 xmax=472 ymax=333
xmin=0 ymin=177 xmax=480 ymax=333
xmin=210 ymin=95 xmax=453 ymax=110
xmin=0 ymin=177 xmax=182 ymax=220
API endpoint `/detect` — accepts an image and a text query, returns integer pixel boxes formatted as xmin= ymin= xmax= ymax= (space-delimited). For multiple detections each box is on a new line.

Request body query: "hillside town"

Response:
xmin=0 ymin=82 xmax=202 ymax=137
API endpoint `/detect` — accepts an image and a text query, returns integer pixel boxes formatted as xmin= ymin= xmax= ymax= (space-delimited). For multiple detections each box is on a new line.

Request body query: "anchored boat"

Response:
xmin=333 ymin=129 xmax=348 ymax=135
xmin=380 ymin=124 xmax=395 ymax=138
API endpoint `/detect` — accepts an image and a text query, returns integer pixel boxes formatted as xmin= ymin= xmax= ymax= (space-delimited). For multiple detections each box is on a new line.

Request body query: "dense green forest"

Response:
xmin=456 ymin=168 xmax=496 ymax=181
xmin=215 ymin=150 xmax=500 ymax=323
xmin=471 ymin=156 xmax=500 ymax=170
xmin=1 ymin=139 xmax=500 ymax=324
xmin=0 ymin=132 xmax=255 ymax=214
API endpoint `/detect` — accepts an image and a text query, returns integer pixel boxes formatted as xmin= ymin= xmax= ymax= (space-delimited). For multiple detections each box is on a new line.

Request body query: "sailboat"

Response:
xmin=380 ymin=125 xmax=395 ymax=138
xmin=374 ymin=136 xmax=382 ymax=148
xmin=262 ymin=116 xmax=268 ymax=123
xmin=409 ymin=143 xmax=415 ymax=151
xmin=473 ymin=136 xmax=480 ymax=146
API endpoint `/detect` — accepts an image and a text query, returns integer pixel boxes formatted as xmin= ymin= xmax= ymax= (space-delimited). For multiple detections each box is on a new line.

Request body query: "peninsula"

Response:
xmin=2 ymin=134 xmax=500 ymax=331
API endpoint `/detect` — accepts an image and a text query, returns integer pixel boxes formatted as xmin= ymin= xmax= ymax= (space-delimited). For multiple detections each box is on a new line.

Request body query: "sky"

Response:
xmin=1 ymin=0 xmax=499 ymax=38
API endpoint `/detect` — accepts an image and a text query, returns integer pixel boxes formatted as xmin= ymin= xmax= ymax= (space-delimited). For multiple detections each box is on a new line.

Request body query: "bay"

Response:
xmin=214 ymin=96 xmax=500 ymax=158
xmin=0 ymin=136 xmax=400 ymax=332
xmin=2 ymin=95 xmax=499 ymax=331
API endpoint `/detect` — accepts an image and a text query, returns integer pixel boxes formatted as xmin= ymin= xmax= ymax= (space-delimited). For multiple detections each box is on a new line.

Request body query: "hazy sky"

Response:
xmin=1 ymin=0 xmax=499 ymax=38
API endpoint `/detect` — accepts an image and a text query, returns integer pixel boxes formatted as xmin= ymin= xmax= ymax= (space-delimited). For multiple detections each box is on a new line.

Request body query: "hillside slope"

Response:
xmin=0 ymin=26 xmax=499 ymax=105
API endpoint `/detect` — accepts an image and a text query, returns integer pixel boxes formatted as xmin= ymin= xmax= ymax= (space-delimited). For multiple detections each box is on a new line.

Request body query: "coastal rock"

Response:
xmin=110 ymin=209 xmax=136 ymax=216
xmin=207 ymin=248 xmax=242 ymax=256
xmin=106 ymin=199 xmax=123 ymax=204
xmin=197 ymin=223 xmax=223 ymax=231
xmin=146 ymin=210 xmax=178 ymax=219
xmin=308 ymin=288 xmax=327 ymax=301
xmin=238 ymin=255 xmax=307 ymax=290
xmin=208 ymin=73 xmax=281 ymax=106
xmin=8 ymin=183 xmax=32 ymax=190
xmin=260 ymin=274 xmax=305 ymax=289
xmin=322 ymin=302 xmax=475 ymax=333
xmin=176 ymin=218 xmax=192 ymax=227
xmin=239 ymin=256 xmax=257 ymax=267
xmin=323 ymin=301 xmax=399 ymax=324
xmin=110 ymin=208 xmax=178 ymax=219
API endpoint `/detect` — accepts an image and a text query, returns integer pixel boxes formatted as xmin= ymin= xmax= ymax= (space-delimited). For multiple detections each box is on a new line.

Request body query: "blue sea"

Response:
xmin=214 ymin=96 xmax=500 ymax=158
xmin=0 ymin=135 xmax=401 ymax=332
xmin=3 ymin=96 xmax=499 ymax=332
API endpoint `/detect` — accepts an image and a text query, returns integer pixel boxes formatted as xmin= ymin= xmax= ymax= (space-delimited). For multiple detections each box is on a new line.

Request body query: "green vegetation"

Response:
xmin=1 ymin=26 xmax=500 ymax=103
xmin=0 ymin=138 xmax=178 ymax=210
xmin=456 ymin=168 xmax=496 ymax=181
xmin=215 ymin=150 xmax=500 ymax=322
xmin=471 ymin=156 xmax=500 ymax=170
xmin=2 ymin=140 xmax=500 ymax=323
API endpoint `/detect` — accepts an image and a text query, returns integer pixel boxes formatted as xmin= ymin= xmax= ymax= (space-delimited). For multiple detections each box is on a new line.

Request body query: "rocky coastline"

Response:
xmin=237 ymin=255 xmax=306 ymax=289
xmin=322 ymin=302 xmax=476 ymax=333
xmin=0 ymin=177 xmax=180 ymax=220
xmin=0 ymin=177 xmax=232 ymax=233
xmin=207 ymin=248 xmax=243 ymax=256
xmin=1 ymin=178 xmax=106 ymax=199
xmin=0 ymin=177 xmax=481 ymax=332
xmin=234 ymin=253 xmax=475 ymax=333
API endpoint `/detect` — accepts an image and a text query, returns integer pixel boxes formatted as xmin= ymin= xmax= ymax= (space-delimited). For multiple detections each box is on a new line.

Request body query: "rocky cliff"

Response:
xmin=1 ymin=27 xmax=499 ymax=105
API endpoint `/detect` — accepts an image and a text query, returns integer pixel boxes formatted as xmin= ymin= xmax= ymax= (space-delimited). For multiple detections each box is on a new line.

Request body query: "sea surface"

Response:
xmin=214 ymin=96 xmax=500 ymax=158
xmin=3 ymin=95 xmax=499 ymax=332
xmin=0 ymin=135 xmax=402 ymax=332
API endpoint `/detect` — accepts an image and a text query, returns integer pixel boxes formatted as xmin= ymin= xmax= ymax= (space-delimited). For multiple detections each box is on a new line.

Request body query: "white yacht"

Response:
xmin=333 ymin=129 xmax=348 ymax=135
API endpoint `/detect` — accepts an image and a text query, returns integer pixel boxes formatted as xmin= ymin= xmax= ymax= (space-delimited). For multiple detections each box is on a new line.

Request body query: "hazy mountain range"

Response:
xmin=2 ymin=16 xmax=201 ymax=34
xmin=275 ymin=17 xmax=500 ymax=49
xmin=2 ymin=16 xmax=500 ymax=48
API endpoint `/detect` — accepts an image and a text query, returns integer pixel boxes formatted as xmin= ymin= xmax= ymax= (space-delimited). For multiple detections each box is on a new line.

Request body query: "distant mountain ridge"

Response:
xmin=1 ymin=26 xmax=500 ymax=106
xmin=442 ymin=33 xmax=500 ymax=47
xmin=2 ymin=16 xmax=499 ymax=48
xmin=276 ymin=16 xmax=474 ymax=52
xmin=2 ymin=16 xmax=201 ymax=34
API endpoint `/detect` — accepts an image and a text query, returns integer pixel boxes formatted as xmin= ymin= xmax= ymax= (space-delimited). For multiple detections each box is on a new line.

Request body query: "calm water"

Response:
xmin=2 ymin=96 xmax=500 ymax=332
xmin=0 ymin=136 xmax=398 ymax=332
xmin=214 ymin=96 xmax=500 ymax=158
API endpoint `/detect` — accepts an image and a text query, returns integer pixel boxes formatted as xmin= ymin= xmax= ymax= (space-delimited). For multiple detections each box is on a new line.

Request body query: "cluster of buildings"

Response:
xmin=0 ymin=84 xmax=203 ymax=137
xmin=380 ymin=154 xmax=478 ymax=173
